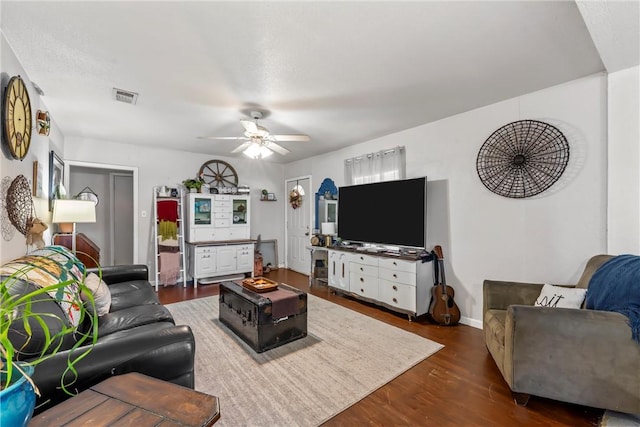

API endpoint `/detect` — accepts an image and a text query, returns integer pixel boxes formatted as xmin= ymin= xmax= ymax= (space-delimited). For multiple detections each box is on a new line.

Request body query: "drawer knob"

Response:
xmin=393 ymin=261 xmax=397 ymax=266
xmin=392 ymin=297 xmax=398 ymax=303
xmin=360 ymin=288 xmax=364 ymax=293
xmin=360 ymin=277 xmax=364 ymax=282
xmin=360 ymin=267 xmax=364 ymax=271
xmin=393 ymin=273 xmax=397 ymax=278
xmin=392 ymin=285 xmax=397 ymax=291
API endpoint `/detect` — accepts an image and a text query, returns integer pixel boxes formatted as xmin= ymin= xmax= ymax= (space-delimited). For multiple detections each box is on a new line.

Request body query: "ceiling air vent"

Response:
xmin=112 ymin=88 xmax=138 ymax=105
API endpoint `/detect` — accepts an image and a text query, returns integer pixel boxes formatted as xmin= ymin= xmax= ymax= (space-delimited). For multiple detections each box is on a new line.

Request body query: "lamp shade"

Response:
xmin=52 ymin=199 xmax=96 ymax=223
xmin=321 ymin=222 xmax=336 ymax=235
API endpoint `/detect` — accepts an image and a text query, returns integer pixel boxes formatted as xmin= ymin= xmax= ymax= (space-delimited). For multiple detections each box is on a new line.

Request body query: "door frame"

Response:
xmin=284 ymin=175 xmax=313 ymax=270
xmin=64 ymin=160 xmax=139 ymax=263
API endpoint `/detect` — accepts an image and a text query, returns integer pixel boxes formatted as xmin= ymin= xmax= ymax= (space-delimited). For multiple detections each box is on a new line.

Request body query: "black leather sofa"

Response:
xmin=22 ymin=264 xmax=195 ymax=413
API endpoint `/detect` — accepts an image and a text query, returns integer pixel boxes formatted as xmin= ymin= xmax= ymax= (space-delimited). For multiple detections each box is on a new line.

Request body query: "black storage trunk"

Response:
xmin=219 ymin=281 xmax=307 ymax=353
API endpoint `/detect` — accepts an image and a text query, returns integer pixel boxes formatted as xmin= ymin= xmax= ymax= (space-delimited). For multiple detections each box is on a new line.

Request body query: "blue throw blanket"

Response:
xmin=587 ymin=255 xmax=640 ymax=343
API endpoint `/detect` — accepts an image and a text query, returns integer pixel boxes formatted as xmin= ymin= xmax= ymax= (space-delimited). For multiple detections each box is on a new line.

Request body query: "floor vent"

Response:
xmin=112 ymin=88 xmax=138 ymax=105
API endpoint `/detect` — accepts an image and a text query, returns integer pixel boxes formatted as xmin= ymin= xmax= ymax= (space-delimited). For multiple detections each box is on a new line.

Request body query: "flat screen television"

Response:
xmin=337 ymin=177 xmax=427 ymax=249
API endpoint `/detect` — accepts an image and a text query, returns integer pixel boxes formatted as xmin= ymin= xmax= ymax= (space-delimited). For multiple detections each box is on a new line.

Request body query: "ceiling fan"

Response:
xmin=199 ymin=111 xmax=310 ymax=159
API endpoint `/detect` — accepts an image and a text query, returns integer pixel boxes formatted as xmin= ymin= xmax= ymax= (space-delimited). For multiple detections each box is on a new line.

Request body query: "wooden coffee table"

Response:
xmin=30 ymin=373 xmax=220 ymax=426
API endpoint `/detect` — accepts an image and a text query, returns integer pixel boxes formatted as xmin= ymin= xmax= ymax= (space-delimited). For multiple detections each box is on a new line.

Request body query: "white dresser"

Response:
xmin=328 ymin=248 xmax=431 ymax=320
xmin=188 ymin=242 xmax=254 ymax=287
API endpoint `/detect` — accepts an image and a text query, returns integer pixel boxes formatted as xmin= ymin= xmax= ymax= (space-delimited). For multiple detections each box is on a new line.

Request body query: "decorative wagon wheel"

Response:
xmin=198 ymin=160 xmax=239 ymax=189
xmin=476 ymin=120 xmax=570 ymax=198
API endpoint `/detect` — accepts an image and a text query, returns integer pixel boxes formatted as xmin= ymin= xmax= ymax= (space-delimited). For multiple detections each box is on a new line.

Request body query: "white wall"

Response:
xmin=286 ymin=73 xmax=608 ymax=327
xmin=607 ymin=65 xmax=640 ymax=254
xmin=0 ymin=33 xmax=65 ymax=263
xmin=63 ymin=137 xmax=285 ymax=272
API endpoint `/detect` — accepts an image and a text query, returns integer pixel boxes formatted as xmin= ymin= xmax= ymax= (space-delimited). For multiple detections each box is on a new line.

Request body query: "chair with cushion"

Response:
xmin=483 ymin=254 xmax=640 ymax=414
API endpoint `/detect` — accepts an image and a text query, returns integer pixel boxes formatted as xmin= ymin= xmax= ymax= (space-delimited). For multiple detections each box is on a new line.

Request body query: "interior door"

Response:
xmin=111 ymin=173 xmax=134 ymax=265
xmin=286 ymin=177 xmax=311 ymax=275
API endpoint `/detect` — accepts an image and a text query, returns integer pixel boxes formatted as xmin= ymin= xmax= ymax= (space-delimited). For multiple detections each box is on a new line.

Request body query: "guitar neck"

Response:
xmin=439 ymin=259 xmax=447 ymax=288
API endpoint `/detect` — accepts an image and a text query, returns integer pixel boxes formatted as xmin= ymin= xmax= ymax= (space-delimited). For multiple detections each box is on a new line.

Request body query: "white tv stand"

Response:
xmin=327 ymin=247 xmax=431 ymax=320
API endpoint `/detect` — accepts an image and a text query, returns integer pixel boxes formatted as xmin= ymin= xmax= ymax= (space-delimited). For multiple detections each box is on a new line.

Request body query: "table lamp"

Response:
xmin=321 ymin=222 xmax=336 ymax=247
xmin=52 ymin=199 xmax=97 ymax=253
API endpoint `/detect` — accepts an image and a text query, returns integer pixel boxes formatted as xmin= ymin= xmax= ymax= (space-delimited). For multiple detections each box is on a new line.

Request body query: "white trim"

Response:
xmin=64 ymin=160 xmax=139 ymax=264
xmin=460 ymin=316 xmax=483 ymax=329
xmin=284 ymin=175 xmax=313 ymax=271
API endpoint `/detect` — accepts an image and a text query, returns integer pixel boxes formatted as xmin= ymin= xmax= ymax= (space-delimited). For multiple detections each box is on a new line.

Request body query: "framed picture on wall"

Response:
xmin=32 ymin=160 xmax=44 ymax=198
xmin=49 ymin=150 xmax=64 ymax=211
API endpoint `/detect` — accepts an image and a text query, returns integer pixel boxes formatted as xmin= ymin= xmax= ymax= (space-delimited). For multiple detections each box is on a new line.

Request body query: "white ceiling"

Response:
xmin=1 ymin=1 xmax=637 ymax=163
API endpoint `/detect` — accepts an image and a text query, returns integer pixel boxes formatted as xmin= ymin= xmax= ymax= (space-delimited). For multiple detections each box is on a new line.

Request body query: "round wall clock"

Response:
xmin=476 ymin=120 xmax=569 ymax=198
xmin=3 ymin=76 xmax=33 ymax=160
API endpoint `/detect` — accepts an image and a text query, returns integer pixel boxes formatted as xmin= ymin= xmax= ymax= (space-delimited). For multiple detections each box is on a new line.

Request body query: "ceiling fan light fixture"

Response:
xmin=243 ymin=144 xmax=273 ymax=159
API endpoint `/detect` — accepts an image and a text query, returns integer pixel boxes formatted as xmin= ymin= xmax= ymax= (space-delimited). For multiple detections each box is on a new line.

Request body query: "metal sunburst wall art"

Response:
xmin=476 ymin=120 xmax=570 ymax=198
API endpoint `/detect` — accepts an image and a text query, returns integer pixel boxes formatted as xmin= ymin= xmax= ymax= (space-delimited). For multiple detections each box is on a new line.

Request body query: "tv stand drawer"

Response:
xmin=379 ymin=267 xmax=416 ymax=286
xmin=349 ymin=273 xmax=378 ymax=299
xmin=379 ymin=280 xmax=416 ymax=312
xmin=350 ymin=262 xmax=378 ymax=277
xmin=378 ymin=258 xmax=416 ymax=273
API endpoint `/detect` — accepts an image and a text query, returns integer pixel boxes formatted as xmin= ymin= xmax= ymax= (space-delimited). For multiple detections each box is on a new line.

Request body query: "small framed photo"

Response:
xmin=267 ymin=193 xmax=276 ymax=201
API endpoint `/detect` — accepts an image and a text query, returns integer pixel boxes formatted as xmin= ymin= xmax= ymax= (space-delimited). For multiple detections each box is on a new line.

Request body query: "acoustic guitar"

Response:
xmin=429 ymin=245 xmax=461 ymax=326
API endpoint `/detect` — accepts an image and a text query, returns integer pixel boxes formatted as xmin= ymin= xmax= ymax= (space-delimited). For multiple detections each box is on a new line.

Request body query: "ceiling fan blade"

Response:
xmin=270 ymin=134 xmax=310 ymax=142
xmin=198 ymin=136 xmax=248 ymax=141
xmin=266 ymin=142 xmax=291 ymax=155
xmin=231 ymin=141 xmax=253 ymax=153
xmin=240 ymin=119 xmax=258 ymax=133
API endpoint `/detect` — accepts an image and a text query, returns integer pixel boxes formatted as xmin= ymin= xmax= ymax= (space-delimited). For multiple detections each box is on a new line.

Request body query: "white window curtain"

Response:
xmin=344 ymin=146 xmax=406 ymax=185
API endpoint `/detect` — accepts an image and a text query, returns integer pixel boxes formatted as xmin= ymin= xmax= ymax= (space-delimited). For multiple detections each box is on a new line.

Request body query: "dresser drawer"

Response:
xmin=228 ymin=227 xmax=249 ymax=240
xmin=352 ymin=253 xmax=379 ymax=267
xmin=214 ymin=195 xmax=231 ymax=201
xmin=195 ymin=246 xmax=215 ymax=255
xmin=350 ymin=262 xmax=378 ymax=277
xmin=378 ymin=267 xmax=416 ymax=286
xmin=350 ymin=273 xmax=379 ymax=300
xmin=378 ymin=257 xmax=416 ymax=273
xmin=192 ymin=228 xmax=229 ymax=242
xmin=214 ymin=219 xmax=230 ymax=227
xmin=214 ymin=212 xmax=231 ymax=219
xmin=379 ymin=280 xmax=416 ymax=312
xmin=212 ymin=203 xmax=231 ymax=212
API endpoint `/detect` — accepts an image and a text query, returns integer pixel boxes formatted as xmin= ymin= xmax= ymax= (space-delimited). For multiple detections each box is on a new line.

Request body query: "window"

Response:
xmin=344 ymin=146 xmax=406 ymax=185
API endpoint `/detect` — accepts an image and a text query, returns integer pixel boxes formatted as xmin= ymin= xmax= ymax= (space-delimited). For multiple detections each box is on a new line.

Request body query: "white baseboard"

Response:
xmin=460 ymin=316 xmax=483 ymax=329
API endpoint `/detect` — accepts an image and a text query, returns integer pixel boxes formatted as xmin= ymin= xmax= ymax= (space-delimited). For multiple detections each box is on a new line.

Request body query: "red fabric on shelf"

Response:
xmin=157 ymin=200 xmax=178 ymax=222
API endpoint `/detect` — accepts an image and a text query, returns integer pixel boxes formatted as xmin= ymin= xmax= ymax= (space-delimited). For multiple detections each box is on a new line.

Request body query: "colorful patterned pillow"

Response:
xmin=0 ymin=245 xmax=87 ymax=327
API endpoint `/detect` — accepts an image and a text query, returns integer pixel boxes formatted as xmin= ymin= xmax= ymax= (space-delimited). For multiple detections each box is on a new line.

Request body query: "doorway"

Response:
xmin=65 ymin=161 xmax=138 ymax=265
xmin=110 ymin=173 xmax=134 ymax=265
xmin=285 ymin=176 xmax=312 ymax=275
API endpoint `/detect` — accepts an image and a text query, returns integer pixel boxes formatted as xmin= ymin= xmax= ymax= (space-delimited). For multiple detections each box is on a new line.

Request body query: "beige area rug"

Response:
xmin=166 ymin=294 xmax=443 ymax=427
xmin=601 ymin=411 xmax=640 ymax=427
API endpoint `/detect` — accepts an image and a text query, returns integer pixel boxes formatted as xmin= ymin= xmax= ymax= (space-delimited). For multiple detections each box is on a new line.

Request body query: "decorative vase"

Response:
xmin=0 ymin=364 xmax=36 ymax=427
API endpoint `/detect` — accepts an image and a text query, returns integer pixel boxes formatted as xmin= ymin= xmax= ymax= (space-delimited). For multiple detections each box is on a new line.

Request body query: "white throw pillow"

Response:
xmin=534 ymin=284 xmax=587 ymax=309
xmin=82 ymin=273 xmax=112 ymax=316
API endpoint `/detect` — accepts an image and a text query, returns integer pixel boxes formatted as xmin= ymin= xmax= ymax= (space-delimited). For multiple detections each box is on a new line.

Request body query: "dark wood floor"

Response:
xmin=158 ymin=269 xmax=603 ymax=426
